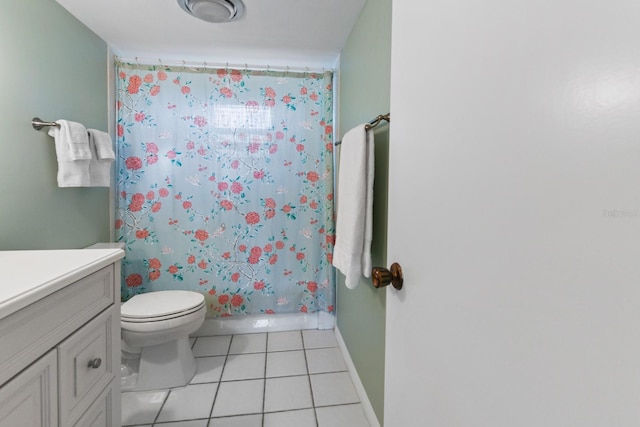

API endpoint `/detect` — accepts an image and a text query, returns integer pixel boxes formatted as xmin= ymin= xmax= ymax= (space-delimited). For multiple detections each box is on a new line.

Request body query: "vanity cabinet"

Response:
xmin=0 ymin=249 xmax=124 ymax=427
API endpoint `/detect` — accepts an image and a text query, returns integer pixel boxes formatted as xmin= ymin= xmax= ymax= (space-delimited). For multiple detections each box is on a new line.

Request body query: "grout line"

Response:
xmin=151 ymin=389 xmax=171 ymax=426
xmin=262 ymin=333 xmax=269 ymax=427
xmin=301 ymin=330 xmax=320 ymax=427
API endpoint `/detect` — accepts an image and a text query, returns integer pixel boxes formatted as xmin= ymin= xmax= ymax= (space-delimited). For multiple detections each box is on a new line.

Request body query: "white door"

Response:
xmin=385 ymin=2 xmax=640 ymax=426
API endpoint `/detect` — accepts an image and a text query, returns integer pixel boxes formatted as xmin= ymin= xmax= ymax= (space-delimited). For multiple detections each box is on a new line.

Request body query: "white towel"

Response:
xmin=48 ymin=120 xmax=91 ymax=187
xmin=87 ymin=129 xmax=114 ymax=187
xmin=332 ymin=124 xmax=375 ymax=289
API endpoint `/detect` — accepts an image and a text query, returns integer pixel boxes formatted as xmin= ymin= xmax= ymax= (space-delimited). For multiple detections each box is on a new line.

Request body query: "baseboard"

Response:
xmin=334 ymin=326 xmax=381 ymax=427
xmin=194 ymin=312 xmax=335 ymax=336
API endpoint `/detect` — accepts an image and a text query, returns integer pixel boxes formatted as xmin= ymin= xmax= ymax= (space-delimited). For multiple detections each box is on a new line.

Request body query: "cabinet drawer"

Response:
xmin=0 ymin=265 xmax=115 ymax=386
xmin=73 ymin=379 xmax=118 ymax=427
xmin=58 ymin=307 xmax=118 ymax=426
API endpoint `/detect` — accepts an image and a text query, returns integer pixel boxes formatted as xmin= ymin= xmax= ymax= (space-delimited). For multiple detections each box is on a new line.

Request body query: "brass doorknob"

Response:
xmin=371 ymin=262 xmax=403 ymax=290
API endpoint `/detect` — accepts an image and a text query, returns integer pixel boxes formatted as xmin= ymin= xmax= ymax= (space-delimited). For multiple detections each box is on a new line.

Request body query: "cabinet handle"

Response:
xmin=88 ymin=358 xmax=102 ymax=369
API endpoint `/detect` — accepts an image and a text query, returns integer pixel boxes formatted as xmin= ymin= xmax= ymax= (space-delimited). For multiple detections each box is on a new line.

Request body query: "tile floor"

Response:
xmin=121 ymin=329 xmax=372 ymax=427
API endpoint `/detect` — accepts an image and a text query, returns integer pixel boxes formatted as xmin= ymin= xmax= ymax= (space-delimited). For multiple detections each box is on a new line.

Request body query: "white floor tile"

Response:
xmin=191 ymin=356 xmax=226 ymax=384
xmin=121 ymin=390 xmax=167 ymax=426
xmin=266 ymin=350 xmax=307 ymax=378
xmin=208 ymin=414 xmax=263 ymax=426
xmin=221 ymin=353 xmax=265 ymax=381
xmin=302 ymin=329 xmax=338 ymax=349
xmin=316 ymin=403 xmax=371 ymax=427
xmin=306 ymin=347 xmax=347 ymax=374
xmin=264 ymin=408 xmax=317 ymax=427
xmin=310 ymin=372 xmax=360 ymax=407
xmin=229 ymin=333 xmax=267 ymax=354
xmin=211 ymin=379 xmax=264 ymax=417
xmin=192 ymin=335 xmax=232 ymax=357
xmin=154 ymin=420 xmax=208 ymax=427
xmin=267 ymin=330 xmax=303 ymax=352
xmin=264 ymin=375 xmax=313 ymax=413
xmin=156 ymin=383 xmax=218 ymax=423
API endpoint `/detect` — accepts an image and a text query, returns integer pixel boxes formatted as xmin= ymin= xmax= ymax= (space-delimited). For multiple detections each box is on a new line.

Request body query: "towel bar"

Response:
xmin=335 ymin=113 xmax=390 ymax=146
xmin=32 ymin=117 xmax=59 ymax=131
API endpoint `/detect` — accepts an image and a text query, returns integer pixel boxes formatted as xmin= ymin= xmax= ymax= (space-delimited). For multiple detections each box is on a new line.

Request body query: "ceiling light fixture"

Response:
xmin=177 ymin=0 xmax=245 ymax=23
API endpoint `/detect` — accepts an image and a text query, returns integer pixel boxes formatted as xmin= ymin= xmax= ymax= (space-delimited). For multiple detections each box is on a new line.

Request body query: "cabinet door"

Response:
xmin=0 ymin=350 xmax=57 ymax=427
xmin=73 ymin=380 xmax=117 ymax=427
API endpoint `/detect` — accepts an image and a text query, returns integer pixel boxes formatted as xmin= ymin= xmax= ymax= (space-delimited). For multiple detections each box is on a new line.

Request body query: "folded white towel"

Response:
xmin=88 ymin=129 xmax=114 ymax=187
xmin=88 ymin=129 xmax=115 ymax=160
xmin=332 ymin=124 xmax=375 ymax=289
xmin=48 ymin=120 xmax=91 ymax=187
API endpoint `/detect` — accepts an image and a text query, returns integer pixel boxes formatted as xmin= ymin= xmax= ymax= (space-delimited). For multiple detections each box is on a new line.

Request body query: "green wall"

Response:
xmin=337 ymin=0 xmax=391 ymax=423
xmin=0 ymin=1 xmax=110 ymax=250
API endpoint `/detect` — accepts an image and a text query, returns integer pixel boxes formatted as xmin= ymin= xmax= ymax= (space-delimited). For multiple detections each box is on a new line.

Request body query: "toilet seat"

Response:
xmin=121 ymin=290 xmax=205 ymax=321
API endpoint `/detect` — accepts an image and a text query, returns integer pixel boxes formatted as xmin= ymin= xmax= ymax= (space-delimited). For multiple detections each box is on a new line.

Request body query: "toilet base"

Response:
xmin=122 ymin=336 xmax=196 ymax=391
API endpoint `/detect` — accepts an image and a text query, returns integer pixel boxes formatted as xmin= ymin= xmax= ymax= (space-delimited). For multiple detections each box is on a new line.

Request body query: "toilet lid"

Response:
xmin=121 ymin=290 xmax=205 ymax=319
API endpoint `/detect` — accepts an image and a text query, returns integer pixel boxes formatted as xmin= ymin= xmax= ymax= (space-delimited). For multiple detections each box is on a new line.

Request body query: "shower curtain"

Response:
xmin=115 ymin=62 xmax=335 ymax=318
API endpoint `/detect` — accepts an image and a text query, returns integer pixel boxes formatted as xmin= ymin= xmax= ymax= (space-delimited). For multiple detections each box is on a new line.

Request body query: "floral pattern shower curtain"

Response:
xmin=115 ymin=62 xmax=335 ymax=317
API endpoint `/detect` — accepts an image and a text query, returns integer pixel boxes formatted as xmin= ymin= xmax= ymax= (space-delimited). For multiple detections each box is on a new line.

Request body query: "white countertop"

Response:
xmin=0 ymin=248 xmax=124 ymax=319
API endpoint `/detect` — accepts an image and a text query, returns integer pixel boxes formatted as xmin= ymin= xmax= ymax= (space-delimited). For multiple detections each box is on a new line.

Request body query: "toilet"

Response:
xmin=120 ymin=290 xmax=206 ymax=391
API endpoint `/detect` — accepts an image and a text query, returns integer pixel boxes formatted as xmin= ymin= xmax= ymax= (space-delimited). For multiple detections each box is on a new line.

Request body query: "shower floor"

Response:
xmin=120 ymin=329 xmax=372 ymax=427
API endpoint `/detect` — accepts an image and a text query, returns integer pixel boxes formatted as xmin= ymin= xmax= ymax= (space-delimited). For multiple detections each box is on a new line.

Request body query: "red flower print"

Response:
xmin=307 ymin=281 xmax=318 ymax=293
xmin=230 ymin=182 xmax=243 ymax=194
xmin=220 ymin=200 xmax=233 ymax=210
xmin=231 ymin=273 xmax=240 ymax=282
xmin=218 ymin=182 xmax=228 ymax=191
xmin=310 ymin=200 xmax=318 ymax=209
xmin=231 ymin=160 xmax=239 ymax=169
xmin=150 ymin=85 xmax=160 ymax=96
xmin=248 ymin=142 xmax=260 ymax=153
xmin=167 ymin=150 xmax=176 ymax=159
xmin=325 ymin=125 xmax=333 ymax=135
xmin=265 ymin=209 xmax=276 ymax=219
xmin=265 ymin=198 xmax=276 ymax=208
xmin=264 ymin=243 xmax=273 ymax=253
xmin=296 ymin=144 xmax=305 ymax=152
xmin=146 ymin=142 xmax=159 ymax=153
xmin=208 ymin=289 xmax=216 ymax=295
xmin=250 ymin=246 xmax=263 ymax=257
xmin=296 ymin=252 xmax=305 ymax=261
xmin=327 ymin=305 xmax=334 ymax=313
xmin=254 ymin=281 xmax=265 ymax=290
xmin=269 ymin=144 xmax=278 ymax=154
xmin=327 ymin=253 xmax=333 ymax=263
xmin=198 ymin=260 xmax=207 ymax=269
xmin=115 ymin=219 xmax=123 ymax=229
xmin=217 ymin=69 xmax=227 ymax=78
xmin=218 ymin=295 xmax=229 ymax=305
xmin=222 ymin=252 xmax=231 ymax=259
xmin=265 ymin=99 xmax=275 ymax=107
xmin=239 ymin=244 xmax=247 ymax=252
xmin=143 ymin=73 xmax=154 ymax=83
xmin=264 ymin=87 xmax=276 ymax=98
xmin=168 ymin=265 xmax=179 ymax=274
xmin=127 ymin=75 xmax=141 ymax=94
xmin=119 ymin=71 xmax=126 ymax=79
xmin=282 ymin=204 xmax=292 ymax=213
xmin=265 ymin=309 xmax=275 ymax=314
xmin=149 ymin=270 xmax=161 ymax=281
xmin=195 ymin=229 xmax=209 ymax=242
xmin=269 ymin=254 xmax=278 ymax=265
xmin=275 ymin=241 xmax=285 ymax=250
xmin=282 ymin=95 xmax=292 ymax=104
xmin=146 ymin=154 xmax=158 ymax=165
xmin=230 ymin=69 xmax=242 ymax=82
xmin=300 ymin=195 xmax=307 ymax=204
xmin=134 ymin=112 xmax=145 ymax=122
xmin=157 ymin=70 xmax=167 ymax=80
xmin=187 ymin=255 xmax=196 ymax=264
xmin=231 ymin=294 xmax=244 ymax=307
xmin=220 ymin=87 xmax=232 ymax=98
xmin=148 ymin=258 xmax=162 ymax=269
xmin=326 ymin=234 xmax=335 ymax=245
xmin=326 ymin=143 xmax=333 ymax=152
xmin=136 ymin=229 xmax=149 ymax=239
xmin=248 ymin=255 xmax=260 ymax=264
xmin=275 ymin=131 xmax=285 ymax=140
xmin=117 ymin=124 xmax=124 ymax=137
xmin=194 ymin=116 xmax=207 ymax=127
xmin=159 ymin=188 xmax=169 ymax=197
xmin=309 ymin=92 xmax=318 ymax=101
xmin=125 ymin=273 xmax=143 ymax=288
xmin=186 ymin=141 xmax=195 ymax=150
xmin=300 ymin=305 xmax=308 ymax=313
xmin=300 ymin=87 xmax=308 ymax=95
xmin=307 ymin=171 xmax=319 ymax=183
xmin=183 ymin=201 xmax=192 ymax=209
xmin=181 ymin=86 xmax=191 ymax=94
xmin=245 ymin=211 xmax=260 ymax=225
xmin=146 ymin=191 xmax=155 ymax=200
xmin=126 ymin=156 xmax=143 ymax=170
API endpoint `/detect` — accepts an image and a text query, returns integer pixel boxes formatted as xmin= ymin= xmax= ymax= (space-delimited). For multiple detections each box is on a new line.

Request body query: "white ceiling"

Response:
xmin=56 ymin=0 xmax=367 ymax=69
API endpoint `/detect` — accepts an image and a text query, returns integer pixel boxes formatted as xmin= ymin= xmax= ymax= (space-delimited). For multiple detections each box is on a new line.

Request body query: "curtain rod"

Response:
xmin=114 ymin=56 xmax=334 ymax=74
